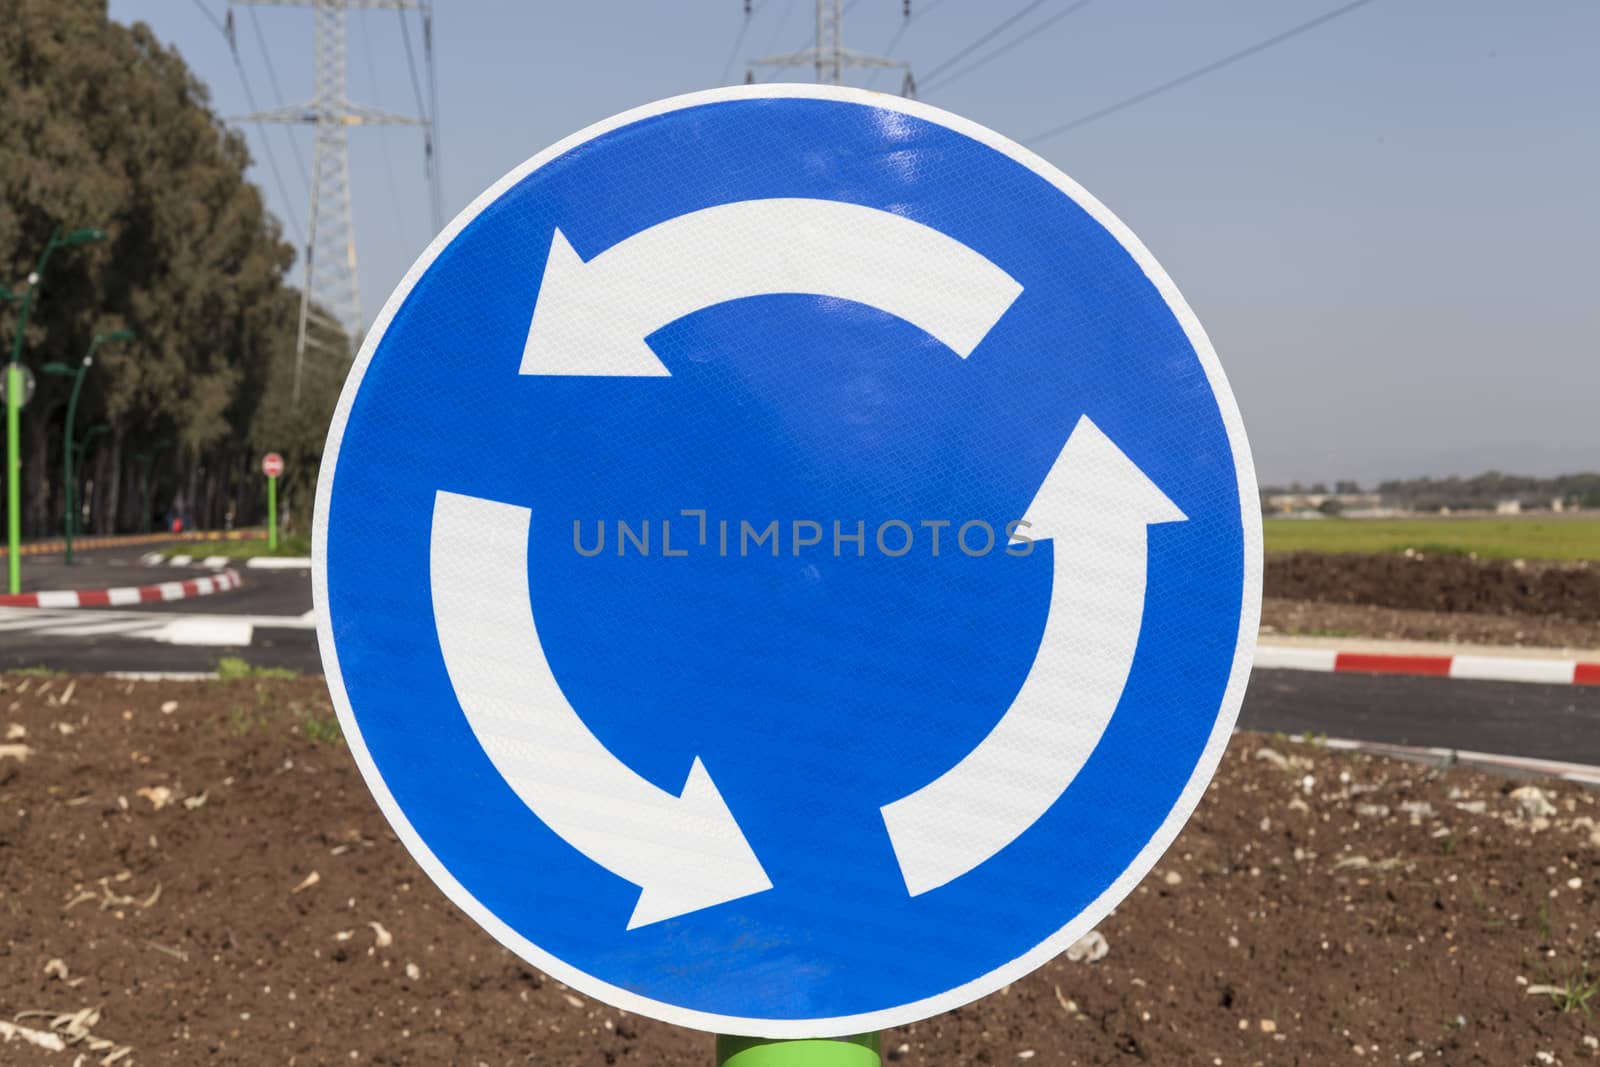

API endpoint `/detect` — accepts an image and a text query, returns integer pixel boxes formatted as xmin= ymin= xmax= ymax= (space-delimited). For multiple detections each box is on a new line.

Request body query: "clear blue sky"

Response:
xmin=110 ymin=0 xmax=1599 ymax=486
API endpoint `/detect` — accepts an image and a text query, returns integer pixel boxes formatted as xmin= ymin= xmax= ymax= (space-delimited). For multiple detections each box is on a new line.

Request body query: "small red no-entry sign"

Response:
xmin=261 ymin=452 xmax=284 ymax=478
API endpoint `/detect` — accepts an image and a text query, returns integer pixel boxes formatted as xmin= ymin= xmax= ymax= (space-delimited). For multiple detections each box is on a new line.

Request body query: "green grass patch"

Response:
xmin=1539 ymin=965 xmax=1600 ymax=1016
xmin=214 ymin=683 xmax=339 ymax=745
xmin=224 ymin=703 xmax=268 ymax=735
xmin=296 ymin=704 xmax=343 ymax=744
xmin=216 ymin=656 xmax=299 ymax=681
xmin=1263 ymin=517 xmax=1600 ymax=561
xmin=163 ymin=531 xmax=310 ymax=560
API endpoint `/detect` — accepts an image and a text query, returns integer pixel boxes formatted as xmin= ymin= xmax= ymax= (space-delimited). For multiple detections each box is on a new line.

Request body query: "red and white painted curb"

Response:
xmin=141 ymin=553 xmax=310 ymax=570
xmin=0 ymin=569 xmax=242 ymax=609
xmin=1257 ymin=644 xmax=1600 ymax=687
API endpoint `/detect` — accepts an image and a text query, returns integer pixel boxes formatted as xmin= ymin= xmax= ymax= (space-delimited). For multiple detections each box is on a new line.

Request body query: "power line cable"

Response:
xmin=923 ymin=0 xmax=1091 ymax=93
xmin=396 ymin=7 xmax=431 ymax=126
xmin=423 ymin=9 xmax=445 ymax=233
xmin=919 ymin=0 xmax=1051 ymax=85
xmin=749 ymin=0 xmax=801 ymax=77
xmin=189 ymin=0 xmax=226 ymax=37
xmin=720 ymin=1 xmax=758 ymax=85
xmin=246 ymin=5 xmax=309 ymax=189
xmin=875 ymin=15 xmax=913 ymax=62
xmin=359 ymin=12 xmax=410 ymax=250
xmin=1025 ymin=0 xmax=1378 ymax=145
xmin=191 ymin=0 xmax=305 ymax=246
xmin=865 ymin=0 xmax=959 ymax=89
xmin=397 ymin=7 xmax=443 ymax=235
xmin=863 ymin=3 xmax=917 ymax=89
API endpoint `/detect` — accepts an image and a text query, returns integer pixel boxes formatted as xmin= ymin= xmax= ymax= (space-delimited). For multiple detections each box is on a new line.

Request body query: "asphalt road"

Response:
xmin=0 ymin=549 xmax=313 ymax=672
xmin=5 ymin=608 xmax=1599 ymax=766
xmin=8 ymin=552 xmax=1600 ymax=765
xmin=0 ymin=625 xmax=316 ymax=674
xmin=1238 ymin=669 xmax=1600 ymax=765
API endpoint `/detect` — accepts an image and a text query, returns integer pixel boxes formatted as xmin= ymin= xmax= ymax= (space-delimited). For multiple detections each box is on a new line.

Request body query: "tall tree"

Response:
xmin=0 ymin=0 xmax=345 ymax=538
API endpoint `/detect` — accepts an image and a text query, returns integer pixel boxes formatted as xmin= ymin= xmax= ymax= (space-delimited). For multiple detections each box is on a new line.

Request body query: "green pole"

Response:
xmin=71 ymin=424 xmax=107 ymax=527
xmin=6 ymin=226 xmax=58 ymax=595
xmin=52 ymin=331 xmax=131 ymax=564
xmin=717 ymin=1035 xmax=880 ymax=1067
xmin=267 ymin=473 xmax=278 ymax=552
xmin=5 ymin=362 xmax=19 ymax=594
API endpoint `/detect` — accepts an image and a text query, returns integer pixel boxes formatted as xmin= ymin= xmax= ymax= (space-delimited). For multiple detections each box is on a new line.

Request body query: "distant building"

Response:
xmin=1495 ymin=499 xmax=1522 ymax=515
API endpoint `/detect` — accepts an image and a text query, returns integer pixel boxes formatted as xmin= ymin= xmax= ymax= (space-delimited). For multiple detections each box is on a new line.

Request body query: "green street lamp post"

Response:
xmin=68 ymin=424 xmax=110 ymax=540
xmin=4 ymin=224 xmax=108 ymax=592
xmin=42 ymin=328 xmax=135 ymax=564
xmin=74 ymin=424 xmax=109 ymax=465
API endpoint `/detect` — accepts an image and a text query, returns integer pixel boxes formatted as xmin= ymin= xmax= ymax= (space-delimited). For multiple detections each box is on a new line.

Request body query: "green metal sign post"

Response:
xmin=717 ymin=1034 xmax=880 ymax=1067
xmin=262 ymin=452 xmax=283 ymax=551
xmin=267 ymin=474 xmax=278 ymax=551
xmin=4 ymin=362 xmax=19 ymax=593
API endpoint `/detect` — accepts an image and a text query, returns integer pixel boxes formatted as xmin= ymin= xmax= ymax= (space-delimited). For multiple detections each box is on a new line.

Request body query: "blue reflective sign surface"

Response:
xmin=316 ymin=85 xmax=1260 ymax=1036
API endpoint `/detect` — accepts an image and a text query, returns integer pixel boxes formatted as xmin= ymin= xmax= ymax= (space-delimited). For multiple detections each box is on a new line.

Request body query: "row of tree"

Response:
xmin=1372 ymin=472 xmax=1600 ymax=512
xmin=1261 ymin=481 xmax=1365 ymax=497
xmin=1 ymin=0 xmax=347 ymax=541
xmin=1261 ymin=472 xmax=1600 ymax=512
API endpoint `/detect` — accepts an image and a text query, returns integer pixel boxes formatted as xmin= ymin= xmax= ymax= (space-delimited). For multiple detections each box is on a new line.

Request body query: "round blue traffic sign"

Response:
xmin=315 ymin=85 xmax=1261 ymax=1037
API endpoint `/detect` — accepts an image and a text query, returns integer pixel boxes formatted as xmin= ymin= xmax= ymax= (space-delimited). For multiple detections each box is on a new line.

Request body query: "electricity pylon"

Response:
xmin=748 ymin=0 xmax=916 ymax=96
xmin=229 ymin=0 xmax=431 ymax=402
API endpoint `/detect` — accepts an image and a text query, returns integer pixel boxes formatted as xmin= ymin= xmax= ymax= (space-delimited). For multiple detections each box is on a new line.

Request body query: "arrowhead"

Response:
xmin=520 ymin=228 xmax=672 ymax=378
xmin=625 ymin=758 xmax=773 ymax=930
xmin=1013 ymin=415 xmax=1186 ymax=544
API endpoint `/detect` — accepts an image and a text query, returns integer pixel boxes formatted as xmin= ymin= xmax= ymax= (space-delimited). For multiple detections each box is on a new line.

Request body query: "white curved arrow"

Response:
xmin=429 ymin=489 xmax=772 ymax=929
xmin=521 ymin=198 xmax=1023 ymax=377
xmin=880 ymin=416 xmax=1186 ymax=896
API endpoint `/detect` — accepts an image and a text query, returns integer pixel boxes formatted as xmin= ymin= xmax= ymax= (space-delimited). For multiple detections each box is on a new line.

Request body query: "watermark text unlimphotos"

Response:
xmin=571 ymin=510 xmax=1034 ymax=559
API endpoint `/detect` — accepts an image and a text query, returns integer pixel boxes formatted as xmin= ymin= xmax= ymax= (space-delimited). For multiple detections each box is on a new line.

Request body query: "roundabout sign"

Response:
xmin=315 ymin=84 xmax=1261 ymax=1037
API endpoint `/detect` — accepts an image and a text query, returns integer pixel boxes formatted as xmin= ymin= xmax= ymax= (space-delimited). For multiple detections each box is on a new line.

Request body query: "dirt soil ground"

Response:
xmin=1265 ymin=553 xmax=1600 ymax=622
xmin=4 ymin=674 xmax=1600 ymax=1065
xmin=1264 ymin=553 xmax=1600 ymax=650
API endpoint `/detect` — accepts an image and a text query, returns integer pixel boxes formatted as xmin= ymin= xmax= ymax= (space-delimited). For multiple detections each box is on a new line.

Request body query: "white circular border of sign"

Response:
xmin=312 ymin=83 xmax=1263 ymax=1039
